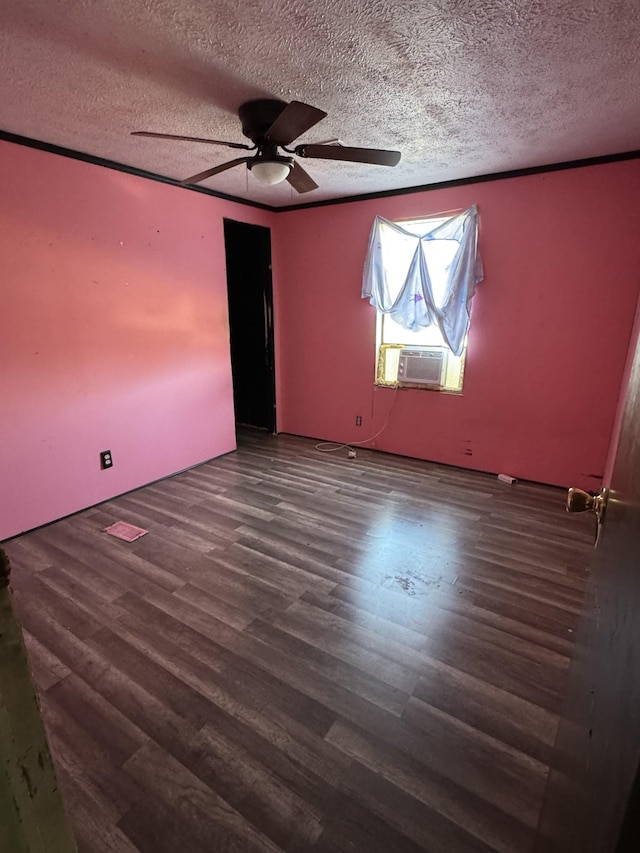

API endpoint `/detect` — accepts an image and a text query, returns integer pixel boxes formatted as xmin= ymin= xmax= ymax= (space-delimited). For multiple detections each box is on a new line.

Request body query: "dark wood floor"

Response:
xmin=3 ymin=431 xmax=592 ymax=853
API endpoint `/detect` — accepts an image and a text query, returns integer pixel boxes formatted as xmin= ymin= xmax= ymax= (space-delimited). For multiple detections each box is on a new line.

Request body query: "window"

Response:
xmin=362 ymin=207 xmax=482 ymax=393
xmin=375 ymin=217 xmax=466 ymax=391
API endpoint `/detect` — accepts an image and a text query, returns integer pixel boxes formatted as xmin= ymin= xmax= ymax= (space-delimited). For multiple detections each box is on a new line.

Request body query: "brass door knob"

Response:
xmin=566 ymin=487 xmax=608 ymax=545
xmin=567 ymin=488 xmax=596 ymax=513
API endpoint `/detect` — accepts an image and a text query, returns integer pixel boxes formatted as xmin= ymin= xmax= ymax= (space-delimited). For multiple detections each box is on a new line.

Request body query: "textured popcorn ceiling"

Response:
xmin=1 ymin=0 xmax=640 ymax=208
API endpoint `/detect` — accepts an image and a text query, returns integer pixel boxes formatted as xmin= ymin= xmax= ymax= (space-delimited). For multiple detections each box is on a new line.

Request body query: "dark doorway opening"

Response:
xmin=223 ymin=219 xmax=276 ymax=433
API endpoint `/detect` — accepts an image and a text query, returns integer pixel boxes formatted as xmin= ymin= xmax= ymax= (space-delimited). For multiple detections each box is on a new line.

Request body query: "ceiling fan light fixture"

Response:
xmin=249 ymin=158 xmax=292 ymax=185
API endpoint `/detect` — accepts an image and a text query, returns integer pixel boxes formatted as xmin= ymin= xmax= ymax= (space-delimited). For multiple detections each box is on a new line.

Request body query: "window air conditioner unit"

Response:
xmin=397 ymin=348 xmax=447 ymax=386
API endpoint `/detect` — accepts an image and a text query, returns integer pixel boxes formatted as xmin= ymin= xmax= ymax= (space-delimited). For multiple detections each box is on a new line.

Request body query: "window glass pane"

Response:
xmin=444 ymin=350 xmax=464 ymax=389
xmin=380 ymin=347 xmax=401 ymax=384
xmin=381 ymin=314 xmax=445 ymax=346
xmin=399 ymin=218 xmax=447 ymax=236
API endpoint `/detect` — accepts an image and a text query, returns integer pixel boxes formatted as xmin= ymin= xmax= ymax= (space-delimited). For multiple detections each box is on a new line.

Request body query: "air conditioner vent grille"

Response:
xmin=398 ymin=348 xmax=447 ymax=386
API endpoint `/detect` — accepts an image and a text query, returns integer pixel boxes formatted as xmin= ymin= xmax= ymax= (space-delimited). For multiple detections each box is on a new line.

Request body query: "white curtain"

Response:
xmin=361 ymin=205 xmax=483 ymax=356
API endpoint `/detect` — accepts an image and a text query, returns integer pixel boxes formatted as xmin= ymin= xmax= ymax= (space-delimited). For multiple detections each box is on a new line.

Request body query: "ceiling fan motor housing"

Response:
xmin=238 ymin=99 xmax=288 ymax=144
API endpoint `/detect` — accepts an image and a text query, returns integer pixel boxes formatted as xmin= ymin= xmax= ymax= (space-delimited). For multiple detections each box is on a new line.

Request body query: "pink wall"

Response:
xmin=3 ymin=140 xmax=639 ymax=542
xmin=273 ymin=160 xmax=640 ymax=489
xmin=0 ymin=140 xmax=274 ymax=540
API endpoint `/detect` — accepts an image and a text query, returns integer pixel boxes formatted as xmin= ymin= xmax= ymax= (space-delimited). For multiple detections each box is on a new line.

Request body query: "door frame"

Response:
xmin=223 ymin=218 xmax=277 ymax=434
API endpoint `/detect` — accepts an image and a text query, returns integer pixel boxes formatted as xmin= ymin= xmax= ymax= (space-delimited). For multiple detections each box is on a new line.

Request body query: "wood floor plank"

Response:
xmin=120 ymin=738 xmax=293 ymax=853
xmin=12 ymin=568 xmax=102 ymax=641
xmin=299 ymin=587 xmax=432 ymax=651
xmin=195 ymin=724 xmax=326 ymax=851
xmin=268 ymin=597 xmax=422 ymax=694
xmin=37 ymin=564 xmax=130 ymax=627
xmin=408 ymin=659 xmax=559 ymax=764
xmin=395 ymin=698 xmax=549 ymax=827
xmin=245 ymin=618 xmax=412 ymax=716
xmin=334 ymin=760 xmax=501 ymax=853
xmin=31 ymin=543 xmax=129 ymax=602
xmin=112 ymin=593 xmax=337 ymax=739
xmin=325 ymin=717 xmax=534 ymax=853
xmin=54 ymin=766 xmax=141 ymax=853
xmin=40 ymin=694 xmax=143 ymax=825
xmin=179 ymin=552 xmax=300 ymax=616
xmin=422 ymin=626 xmax=565 ymax=713
xmin=46 ymin=673 xmax=148 ymax=767
xmin=433 ymin=594 xmax=576 ymax=657
xmin=218 ymin=540 xmax=338 ymax=598
xmin=311 ymin=788 xmax=430 ymax=853
xmin=425 ymin=607 xmax=571 ymax=669
xmin=22 ymin=630 xmax=71 ymax=692
xmin=3 ymin=430 xmax=594 ymax=852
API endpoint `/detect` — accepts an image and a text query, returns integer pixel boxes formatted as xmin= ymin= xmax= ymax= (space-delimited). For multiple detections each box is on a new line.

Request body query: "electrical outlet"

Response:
xmin=356 ymin=415 xmax=362 ymax=426
xmin=100 ymin=450 xmax=113 ymax=469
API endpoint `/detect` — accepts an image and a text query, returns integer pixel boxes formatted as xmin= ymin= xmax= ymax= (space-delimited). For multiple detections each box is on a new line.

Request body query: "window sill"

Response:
xmin=374 ymin=382 xmax=464 ymax=395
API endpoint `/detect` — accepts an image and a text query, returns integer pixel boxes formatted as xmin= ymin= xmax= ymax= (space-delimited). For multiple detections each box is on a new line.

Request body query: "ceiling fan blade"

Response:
xmin=296 ymin=144 xmax=401 ymax=166
xmin=181 ymin=157 xmax=252 ymax=185
xmin=265 ymin=101 xmax=327 ymax=146
xmin=132 ymin=131 xmax=251 ymax=151
xmin=308 ymin=138 xmax=341 ymax=146
xmin=286 ymin=161 xmax=319 ymax=194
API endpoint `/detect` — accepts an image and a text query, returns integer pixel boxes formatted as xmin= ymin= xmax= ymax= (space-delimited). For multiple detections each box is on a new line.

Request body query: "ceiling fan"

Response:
xmin=132 ymin=98 xmax=401 ymax=194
